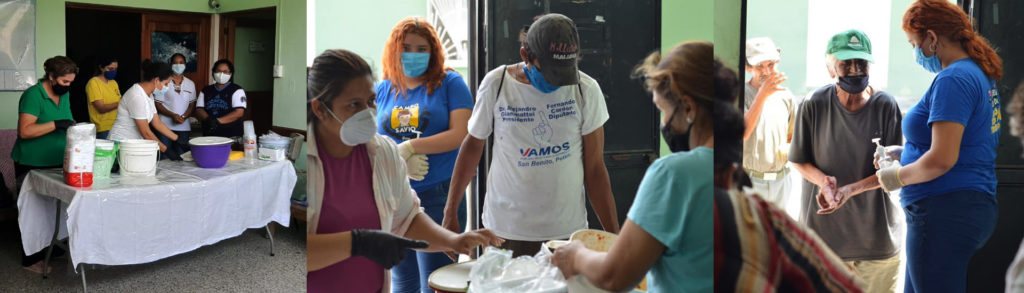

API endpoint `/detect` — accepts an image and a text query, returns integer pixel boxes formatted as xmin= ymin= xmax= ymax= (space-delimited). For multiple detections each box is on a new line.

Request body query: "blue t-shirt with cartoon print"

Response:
xmin=375 ymin=70 xmax=474 ymax=193
xmin=900 ymin=58 xmax=1000 ymax=206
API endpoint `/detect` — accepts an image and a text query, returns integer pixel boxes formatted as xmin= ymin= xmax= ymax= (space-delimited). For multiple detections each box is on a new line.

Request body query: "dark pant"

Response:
xmin=904 ymin=189 xmax=998 ymax=293
xmin=157 ymin=130 xmax=191 ymax=161
xmin=499 ymin=239 xmax=547 ymax=258
xmin=96 ymin=131 xmax=109 ymax=140
xmin=391 ymin=180 xmax=467 ymax=293
xmin=14 ymin=163 xmax=65 ymax=267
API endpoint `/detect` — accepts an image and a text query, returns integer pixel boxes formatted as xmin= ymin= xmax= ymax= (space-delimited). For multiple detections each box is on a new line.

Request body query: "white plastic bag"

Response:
xmin=468 ymin=246 xmax=567 ymax=293
xmin=64 ymin=123 xmax=96 ymax=187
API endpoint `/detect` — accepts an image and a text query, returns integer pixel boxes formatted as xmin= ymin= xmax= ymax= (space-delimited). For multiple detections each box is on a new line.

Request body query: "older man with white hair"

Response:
xmin=743 ymin=37 xmax=797 ymax=209
xmin=788 ymin=29 xmax=904 ymax=293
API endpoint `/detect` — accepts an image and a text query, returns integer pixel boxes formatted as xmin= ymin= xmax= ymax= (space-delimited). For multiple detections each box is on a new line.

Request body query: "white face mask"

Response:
xmin=171 ymin=64 xmax=186 ymax=75
xmin=214 ymin=72 xmax=231 ymax=84
xmin=324 ymin=106 xmax=377 ymax=146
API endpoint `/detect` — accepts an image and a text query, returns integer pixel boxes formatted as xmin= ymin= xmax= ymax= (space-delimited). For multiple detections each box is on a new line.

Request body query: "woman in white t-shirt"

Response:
xmin=108 ymin=60 xmax=178 ymax=153
xmin=155 ymin=53 xmax=197 ymax=160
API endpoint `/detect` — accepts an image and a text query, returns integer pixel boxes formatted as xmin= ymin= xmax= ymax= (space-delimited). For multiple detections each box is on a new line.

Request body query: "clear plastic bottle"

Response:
xmin=243 ymin=121 xmax=257 ymax=163
xmin=873 ymin=138 xmax=891 ymax=168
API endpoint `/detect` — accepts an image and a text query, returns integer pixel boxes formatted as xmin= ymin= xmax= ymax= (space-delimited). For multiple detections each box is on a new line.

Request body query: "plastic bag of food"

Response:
xmin=468 ymin=247 xmax=567 ymax=293
xmin=64 ymin=123 xmax=96 ymax=187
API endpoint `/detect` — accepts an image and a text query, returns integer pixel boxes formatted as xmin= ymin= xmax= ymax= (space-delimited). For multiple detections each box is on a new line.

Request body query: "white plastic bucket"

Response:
xmin=118 ymin=139 xmax=159 ymax=177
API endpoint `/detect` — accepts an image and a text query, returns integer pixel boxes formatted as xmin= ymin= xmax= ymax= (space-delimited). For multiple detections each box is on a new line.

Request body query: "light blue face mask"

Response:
xmin=914 ymin=45 xmax=943 ymax=73
xmin=401 ymin=52 xmax=430 ymax=78
xmin=523 ymin=64 xmax=560 ymax=94
xmin=153 ymin=82 xmax=170 ymax=97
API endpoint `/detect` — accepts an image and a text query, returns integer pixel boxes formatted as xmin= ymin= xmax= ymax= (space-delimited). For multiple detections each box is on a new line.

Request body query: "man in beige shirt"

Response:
xmin=743 ymin=37 xmax=796 ymax=209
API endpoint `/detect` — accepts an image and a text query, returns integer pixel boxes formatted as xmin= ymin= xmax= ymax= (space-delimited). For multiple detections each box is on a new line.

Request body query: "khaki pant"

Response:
xmin=846 ymin=254 xmax=900 ymax=293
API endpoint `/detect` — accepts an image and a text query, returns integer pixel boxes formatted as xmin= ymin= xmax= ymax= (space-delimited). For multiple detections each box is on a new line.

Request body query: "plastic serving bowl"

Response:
xmin=189 ymin=136 xmax=234 ymax=168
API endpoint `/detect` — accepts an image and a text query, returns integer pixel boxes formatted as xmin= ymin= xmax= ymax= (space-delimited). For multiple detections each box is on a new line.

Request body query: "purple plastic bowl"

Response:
xmin=190 ymin=141 xmax=232 ymax=168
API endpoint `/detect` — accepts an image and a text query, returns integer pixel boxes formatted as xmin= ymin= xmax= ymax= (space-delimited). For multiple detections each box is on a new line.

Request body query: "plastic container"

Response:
xmin=242 ymin=121 xmax=257 ymax=162
xmin=64 ymin=123 xmax=96 ymax=187
xmin=258 ymin=134 xmax=291 ymax=161
xmin=93 ymin=139 xmax=117 ymax=179
xmin=190 ymin=136 xmax=233 ymax=168
xmin=118 ymin=139 xmax=159 ymax=177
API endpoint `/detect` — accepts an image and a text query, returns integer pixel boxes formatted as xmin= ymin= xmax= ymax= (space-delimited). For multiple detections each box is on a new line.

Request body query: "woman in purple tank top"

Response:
xmin=305 ymin=49 xmax=504 ymax=293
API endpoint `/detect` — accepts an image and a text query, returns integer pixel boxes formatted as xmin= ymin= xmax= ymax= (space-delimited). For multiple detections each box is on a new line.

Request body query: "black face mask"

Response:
xmin=661 ymin=108 xmax=691 ymax=152
xmin=50 ymin=79 xmax=70 ymax=96
xmin=837 ymin=75 xmax=869 ymax=94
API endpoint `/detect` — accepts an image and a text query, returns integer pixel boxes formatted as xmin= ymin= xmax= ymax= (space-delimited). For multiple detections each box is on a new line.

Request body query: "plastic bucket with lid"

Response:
xmin=93 ymin=139 xmax=118 ymax=179
xmin=190 ymin=136 xmax=233 ymax=168
xmin=118 ymin=139 xmax=159 ymax=177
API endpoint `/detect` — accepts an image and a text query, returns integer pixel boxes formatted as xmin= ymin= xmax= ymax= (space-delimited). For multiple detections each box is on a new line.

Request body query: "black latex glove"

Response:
xmin=204 ymin=117 xmax=220 ymax=133
xmin=53 ymin=119 xmax=75 ymax=131
xmin=350 ymin=229 xmax=430 ymax=269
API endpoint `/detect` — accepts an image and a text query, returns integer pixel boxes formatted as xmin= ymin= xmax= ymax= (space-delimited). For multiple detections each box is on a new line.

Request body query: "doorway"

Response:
xmin=218 ymin=8 xmax=277 ymax=136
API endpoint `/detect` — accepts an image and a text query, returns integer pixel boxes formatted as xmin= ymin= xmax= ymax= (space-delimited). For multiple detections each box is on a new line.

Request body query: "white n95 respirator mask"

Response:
xmin=324 ymin=107 xmax=377 ymax=146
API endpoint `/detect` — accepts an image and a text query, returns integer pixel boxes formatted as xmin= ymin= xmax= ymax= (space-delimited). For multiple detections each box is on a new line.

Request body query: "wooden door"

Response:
xmin=141 ymin=13 xmax=211 ymax=87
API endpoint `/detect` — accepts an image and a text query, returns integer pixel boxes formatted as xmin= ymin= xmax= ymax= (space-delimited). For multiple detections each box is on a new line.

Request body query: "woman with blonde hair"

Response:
xmin=375 ymin=16 xmax=474 ymax=293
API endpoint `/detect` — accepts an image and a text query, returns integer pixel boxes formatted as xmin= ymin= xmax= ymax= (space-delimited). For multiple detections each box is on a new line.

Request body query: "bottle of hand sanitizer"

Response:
xmin=873 ymin=138 xmax=890 ymax=168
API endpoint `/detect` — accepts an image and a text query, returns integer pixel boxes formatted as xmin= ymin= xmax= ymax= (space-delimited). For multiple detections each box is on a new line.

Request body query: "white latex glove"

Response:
xmin=397 ymin=141 xmax=415 ymax=161
xmin=406 ymin=154 xmax=429 ymax=181
xmin=876 ymin=162 xmax=904 ymax=192
xmin=873 ymin=145 xmax=904 ymax=169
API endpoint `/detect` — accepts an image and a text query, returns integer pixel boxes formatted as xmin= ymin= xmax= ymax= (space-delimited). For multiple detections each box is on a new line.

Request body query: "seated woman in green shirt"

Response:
xmin=13 ymin=55 xmax=78 ymax=273
xmin=551 ymin=41 xmax=715 ymax=292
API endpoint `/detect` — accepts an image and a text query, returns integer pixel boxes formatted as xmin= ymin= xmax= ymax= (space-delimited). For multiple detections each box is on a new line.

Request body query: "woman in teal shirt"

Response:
xmin=551 ymin=41 xmax=714 ymax=292
xmin=13 ymin=55 xmax=78 ymax=273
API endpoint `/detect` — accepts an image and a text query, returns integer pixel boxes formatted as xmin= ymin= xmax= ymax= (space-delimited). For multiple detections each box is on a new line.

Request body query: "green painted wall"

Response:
xmin=67 ymin=0 xmax=216 ymax=13
xmin=656 ymin=0 xmax=715 ymax=157
xmin=313 ymin=0 xmax=426 ymax=77
xmin=218 ymin=0 xmax=278 ymax=13
xmin=714 ymin=0 xmax=742 ymax=71
xmin=234 ymin=26 xmax=276 ymax=92
xmin=271 ymin=0 xmax=306 ymax=129
xmin=0 ymin=0 xmax=68 ymax=130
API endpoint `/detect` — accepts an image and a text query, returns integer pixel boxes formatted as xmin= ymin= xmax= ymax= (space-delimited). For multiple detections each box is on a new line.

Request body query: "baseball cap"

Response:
xmin=526 ymin=14 xmax=580 ymax=86
xmin=745 ymin=37 xmax=780 ymax=66
xmin=826 ymin=29 xmax=874 ymax=62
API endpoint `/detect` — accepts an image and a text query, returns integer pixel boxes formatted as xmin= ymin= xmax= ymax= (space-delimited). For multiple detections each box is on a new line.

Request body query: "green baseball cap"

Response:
xmin=826 ymin=29 xmax=874 ymax=62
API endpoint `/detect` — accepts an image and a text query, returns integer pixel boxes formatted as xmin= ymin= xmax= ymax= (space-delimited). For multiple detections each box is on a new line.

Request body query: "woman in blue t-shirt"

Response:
xmin=375 ymin=17 xmax=474 ymax=293
xmin=876 ymin=1 xmax=1003 ymax=291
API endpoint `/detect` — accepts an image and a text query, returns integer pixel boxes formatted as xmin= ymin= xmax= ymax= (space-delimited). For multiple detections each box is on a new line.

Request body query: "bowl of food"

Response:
xmin=569 ymin=229 xmax=618 ymax=252
xmin=543 ymin=240 xmax=570 ymax=254
xmin=567 ymin=229 xmax=647 ymax=292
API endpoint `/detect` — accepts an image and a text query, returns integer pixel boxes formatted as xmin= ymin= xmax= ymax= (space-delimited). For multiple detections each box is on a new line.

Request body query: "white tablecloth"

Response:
xmin=18 ymin=159 xmax=296 ymax=268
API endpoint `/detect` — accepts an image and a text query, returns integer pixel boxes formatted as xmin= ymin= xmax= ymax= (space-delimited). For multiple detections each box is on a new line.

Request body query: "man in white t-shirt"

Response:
xmin=441 ymin=13 xmax=619 ymax=257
